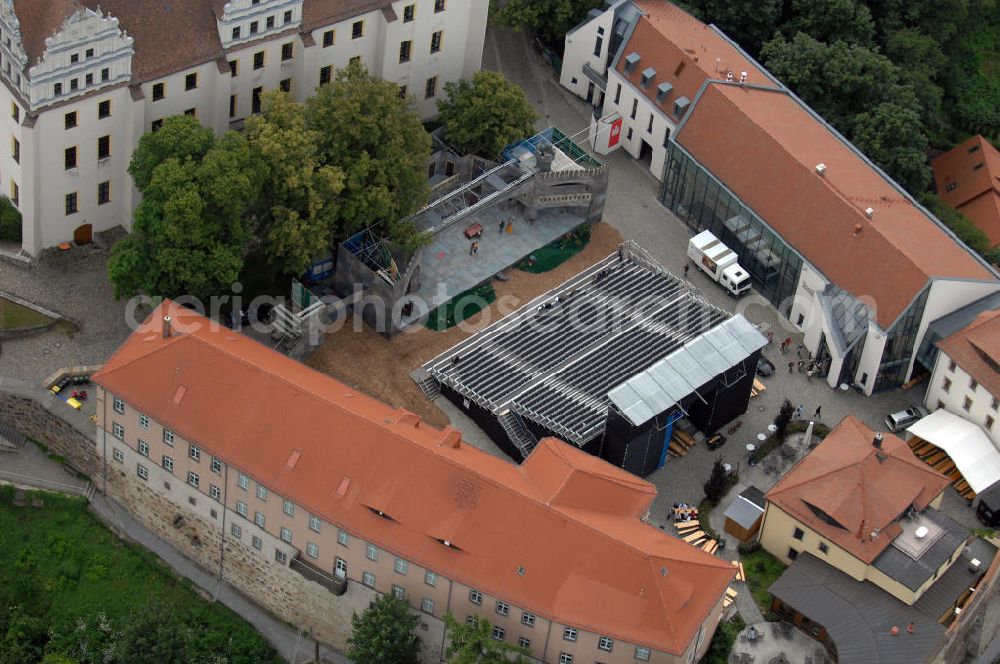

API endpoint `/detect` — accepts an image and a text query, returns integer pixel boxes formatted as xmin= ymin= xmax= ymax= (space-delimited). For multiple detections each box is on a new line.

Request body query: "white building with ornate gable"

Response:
xmin=0 ymin=0 xmax=488 ymax=256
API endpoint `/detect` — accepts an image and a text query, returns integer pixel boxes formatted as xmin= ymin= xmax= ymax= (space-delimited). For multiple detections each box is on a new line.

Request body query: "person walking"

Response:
xmin=505 ymin=219 xmax=513 ymax=234
xmin=814 ymin=405 xmax=822 ymax=420
xmin=469 ymin=241 xmax=480 ymax=255
xmin=498 ymin=219 xmax=505 ymax=234
xmin=795 ymin=404 xmax=803 ymax=419
xmin=788 ymin=361 xmax=794 ymax=374
xmin=683 ymin=264 xmax=690 ymax=278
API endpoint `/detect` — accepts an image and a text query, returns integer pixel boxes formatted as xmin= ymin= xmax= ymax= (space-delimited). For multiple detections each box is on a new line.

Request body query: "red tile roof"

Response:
xmin=766 ymin=417 xmax=951 ymax=564
xmin=92 ymin=301 xmax=735 ymax=656
xmin=676 ymin=83 xmax=996 ymax=327
xmin=937 ymin=309 xmax=1000 ymax=399
xmin=614 ymin=0 xmax=774 ymax=112
xmin=932 ymin=135 xmax=1000 ymax=248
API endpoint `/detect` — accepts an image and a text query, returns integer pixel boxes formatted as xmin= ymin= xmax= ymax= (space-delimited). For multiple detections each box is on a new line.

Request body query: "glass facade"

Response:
xmin=659 ymin=143 xmax=803 ymax=315
xmin=872 ymin=286 xmax=928 ymax=392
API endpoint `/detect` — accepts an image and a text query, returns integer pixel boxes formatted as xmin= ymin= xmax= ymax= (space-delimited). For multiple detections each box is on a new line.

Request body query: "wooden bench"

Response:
xmin=675 ymin=521 xmax=700 ymax=532
xmin=682 ymin=531 xmax=706 ymax=543
xmin=954 ymin=479 xmax=970 ymax=493
xmin=923 ymin=451 xmax=946 ymax=466
xmin=726 ymin=587 xmax=738 ymax=600
xmin=753 ymin=378 xmax=766 ymax=394
xmin=912 ymin=442 xmax=934 ymax=457
xmin=673 ymin=430 xmax=695 ymax=447
xmin=702 ymin=540 xmax=719 ymax=554
xmin=933 ymin=458 xmax=955 ymax=474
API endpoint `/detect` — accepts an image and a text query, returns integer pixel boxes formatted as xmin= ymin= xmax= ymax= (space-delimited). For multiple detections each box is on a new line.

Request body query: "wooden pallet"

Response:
xmin=668 ymin=441 xmax=686 ymax=457
xmin=673 ymin=430 xmax=695 ymax=447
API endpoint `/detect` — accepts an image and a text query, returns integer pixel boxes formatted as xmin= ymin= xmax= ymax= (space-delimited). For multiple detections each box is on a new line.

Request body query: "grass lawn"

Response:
xmin=0 ymin=485 xmax=282 ymax=663
xmin=0 ymin=296 xmax=52 ymax=331
xmin=741 ymin=548 xmax=787 ymax=617
xmin=516 ymin=224 xmax=591 ymax=273
xmin=425 ymin=282 xmax=496 ymax=330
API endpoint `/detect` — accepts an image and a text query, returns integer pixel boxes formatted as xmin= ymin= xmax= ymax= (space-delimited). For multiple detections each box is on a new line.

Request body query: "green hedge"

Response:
xmin=425 ymin=282 xmax=496 ymax=330
xmin=0 ymin=195 xmax=22 ymax=242
xmin=517 ymin=224 xmax=591 ymax=274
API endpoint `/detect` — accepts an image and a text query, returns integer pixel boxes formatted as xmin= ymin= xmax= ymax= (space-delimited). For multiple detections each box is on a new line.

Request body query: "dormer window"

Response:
xmin=656 ymin=81 xmax=673 ymax=104
xmin=640 ymin=67 xmax=656 ymax=88
xmin=673 ymin=96 xmax=690 ymax=120
xmin=624 ymin=52 xmax=640 ymax=75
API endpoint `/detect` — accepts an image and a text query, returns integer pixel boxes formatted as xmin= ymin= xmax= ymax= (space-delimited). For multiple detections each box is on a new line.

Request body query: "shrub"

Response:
xmin=0 ymin=195 xmax=21 ymax=243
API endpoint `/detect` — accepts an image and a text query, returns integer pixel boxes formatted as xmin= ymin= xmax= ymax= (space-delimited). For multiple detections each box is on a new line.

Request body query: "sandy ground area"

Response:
xmin=305 ymin=222 xmax=622 ymax=427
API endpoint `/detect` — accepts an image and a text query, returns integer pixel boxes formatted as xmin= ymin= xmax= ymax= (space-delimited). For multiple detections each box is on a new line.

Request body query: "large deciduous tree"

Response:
xmin=347 ymin=594 xmax=421 ymax=664
xmin=494 ymin=0 xmax=603 ymax=44
xmin=782 ymin=0 xmax=875 ymax=46
xmin=697 ymin=0 xmax=782 ymax=55
xmin=305 ymin=62 xmax=430 ymax=254
xmin=247 ymin=90 xmax=345 ymax=275
xmin=850 ymin=102 xmax=932 ymax=194
xmin=438 ymin=70 xmax=538 ymax=158
xmin=127 ymin=115 xmax=215 ymax=191
xmin=443 ymin=614 xmax=528 ymax=664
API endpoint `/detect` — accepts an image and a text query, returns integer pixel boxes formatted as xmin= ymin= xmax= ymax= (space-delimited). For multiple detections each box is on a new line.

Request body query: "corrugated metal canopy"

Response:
xmin=608 ymin=315 xmax=766 ymax=426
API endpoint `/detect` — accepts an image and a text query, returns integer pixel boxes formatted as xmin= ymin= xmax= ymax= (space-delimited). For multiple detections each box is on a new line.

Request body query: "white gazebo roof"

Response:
xmin=907 ymin=409 xmax=1000 ymax=494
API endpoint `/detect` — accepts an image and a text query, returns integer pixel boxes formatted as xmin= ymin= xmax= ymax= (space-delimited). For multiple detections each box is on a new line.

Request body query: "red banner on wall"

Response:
xmin=608 ymin=117 xmax=623 ymax=148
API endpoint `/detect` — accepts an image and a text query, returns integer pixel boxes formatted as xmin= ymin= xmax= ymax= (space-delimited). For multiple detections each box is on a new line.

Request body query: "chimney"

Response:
xmin=865 ymin=207 xmax=875 ymax=220
xmin=739 ymin=71 xmax=747 ymax=84
xmin=873 ymin=433 xmax=883 ymax=449
xmin=162 ymin=315 xmax=172 ymax=339
xmin=853 ymin=223 xmax=863 ymax=235
xmin=815 ymin=163 xmax=826 ymax=176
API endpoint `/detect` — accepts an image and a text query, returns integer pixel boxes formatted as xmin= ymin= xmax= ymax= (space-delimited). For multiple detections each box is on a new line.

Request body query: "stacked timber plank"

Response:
xmin=908 ymin=437 xmax=976 ymax=501
xmin=667 ymin=429 xmax=696 ymax=459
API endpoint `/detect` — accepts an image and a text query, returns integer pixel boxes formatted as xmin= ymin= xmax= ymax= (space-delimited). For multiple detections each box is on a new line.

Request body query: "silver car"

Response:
xmin=884 ymin=406 xmax=929 ymax=433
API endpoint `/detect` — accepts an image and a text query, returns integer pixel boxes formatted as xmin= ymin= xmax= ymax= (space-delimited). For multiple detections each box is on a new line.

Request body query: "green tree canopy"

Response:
xmin=110 ymin=131 xmax=261 ymax=300
xmin=782 ymin=0 xmax=875 ymax=46
xmin=444 ymin=614 xmax=528 ymax=664
xmin=883 ymin=28 xmax=946 ymax=130
xmin=494 ymin=0 xmax=603 ymax=43
xmin=347 ymin=594 xmax=421 ymax=664
xmin=247 ymin=90 xmax=345 ymax=275
xmin=128 ymin=115 xmax=215 ymax=191
xmin=305 ymin=62 xmax=430 ymax=253
xmin=850 ymin=102 xmax=932 ymax=194
xmin=920 ymin=192 xmax=991 ymax=255
xmin=696 ymin=0 xmax=782 ymax=54
xmin=438 ymin=70 xmax=538 ymax=158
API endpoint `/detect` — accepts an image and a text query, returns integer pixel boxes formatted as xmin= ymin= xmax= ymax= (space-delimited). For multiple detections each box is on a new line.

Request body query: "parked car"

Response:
xmin=884 ymin=406 xmax=929 ymax=433
xmin=756 ymin=357 xmax=775 ymax=377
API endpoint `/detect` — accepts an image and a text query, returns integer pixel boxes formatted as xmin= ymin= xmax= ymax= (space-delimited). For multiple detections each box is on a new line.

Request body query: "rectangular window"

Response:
xmin=185 ymin=72 xmax=197 ymax=90
xmin=274 ymin=550 xmax=287 ymax=564
xmin=229 ymin=60 xmax=238 ymax=77
xmin=335 ymin=557 xmax=347 ymax=578
xmin=184 ymin=108 xmax=196 ymax=117
xmin=309 ymin=514 xmax=321 ymax=532
xmin=97 ymin=180 xmax=111 ymax=205
xmin=101 ymin=67 xmax=109 ymax=82
xmin=113 ymin=448 xmax=124 ymax=463
xmin=85 ymin=72 xmax=94 ymax=87
xmin=11 ymin=102 xmax=18 ymax=122
xmin=306 ymin=542 xmax=318 ymax=558
xmin=231 ymin=523 xmax=242 ymax=538
xmin=138 ymin=414 xmax=149 ymax=429
xmin=971 ymin=378 xmax=979 ymax=391
xmin=349 ymin=55 xmax=361 ymax=67
xmin=252 ymin=87 xmax=262 ymax=114
xmin=252 ymin=536 xmax=262 ymax=549
xmin=257 ymin=484 xmax=268 ymax=500
xmin=138 ymin=440 xmax=149 ymax=457
xmin=113 ymin=396 xmax=125 ymax=414
xmin=232 ymin=26 xmax=240 ymax=40
xmin=281 ymin=43 xmax=293 ymax=61
xmin=319 ymin=65 xmax=332 ymax=86
xmin=491 ymin=625 xmax=505 ymax=641
xmin=818 ymin=542 xmax=829 ymax=554
xmin=65 ymin=111 xmax=78 ymax=129
xmin=210 ymin=484 xmax=221 ymax=501
xmin=323 ymin=30 xmax=335 ymax=47
xmin=97 ymin=135 xmax=110 ymax=160
xmin=469 ymin=589 xmax=482 ymax=605
xmin=434 ymin=0 xmax=445 ymax=12
xmin=11 ymin=136 xmax=18 ymax=164
xmin=787 ymin=547 xmax=799 ymax=561
xmin=352 ymin=21 xmax=363 ymax=39
xmin=188 ymin=444 xmax=200 ymax=461
xmin=430 ymin=31 xmax=442 ymax=54
xmin=137 ymin=464 xmax=148 ymax=480
xmin=987 ymin=415 xmax=995 ymax=430
xmin=283 ymin=499 xmax=294 ymax=516
xmin=254 ymin=511 xmax=265 ymax=528
xmin=425 ymin=570 xmax=437 ymax=586
xmin=521 ymin=612 xmax=535 ymax=627
xmin=519 ymin=636 xmax=531 ymax=649
xmin=236 ymin=500 xmax=247 ymax=517
xmin=112 ymin=422 xmax=124 ymax=439
xmin=421 ymin=598 xmax=434 ymax=614
xmin=630 ymin=98 xmax=638 ymax=119
xmin=237 ymin=472 xmax=248 ymax=489
xmin=70 ymin=78 xmax=78 ymax=91
xmin=394 ymin=558 xmax=409 ymax=574
xmin=229 ymin=94 xmax=237 ymax=118
xmin=266 ymin=15 xmax=275 ymax=29
xmin=366 ymin=543 xmax=378 ymax=561
xmin=792 ymin=527 xmax=804 ymax=540
xmin=279 ymin=78 xmax=291 ymax=93
xmin=425 ymin=76 xmax=437 ymax=99
xmin=943 ymin=377 xmax=952 ymax=392
xmin=163 ymin=429 xmax=174 ymax=445
xmin=65 ymin=146 xmax=77 ymax=170
xmin=211 ymin=457 xmax=222 ymax=473
xmin=337 ymin=529 xmax=349 ymax=546
xmin=250 ymin=21 xmax=258 ymax=35
xmin=403 ymin=4 xmax=415 ymax=22
xmin=97 ymin=100 xmax=111 ymax=120
xmin=647 ymin=114 xmax=653 ymax=133
xmin=65 ymin=192 xmax=78 ymax=215
xmin=399 ymin=40 xmax=412 ymax=63
xmin=151 ymin=119 xmax=163 ymax=132
xmin=162 ymin=455 xmax=174 ymax=473
xmin=635 ymin=647 xmax=651 ymax=661
xmin=362 ymin=571 xmax=376 ymax=587
xmin=563 ymin=627 xmax=577 ymax=642
xmin=495 ymin=600 xmax=509 ymax=616
xmin=187 ymin=471 xmax=199 ymax=488
xmin=392 ymin=585 xmax=406 ymax=600
xmin=398 ymin=85 xmax=407 ymax=99
xmin=253 ymin=51 xmax=264 ymax=70
xmin=280 ymin=527 xmax=292 ymax=543
xmin=964 ymin=397 xmax=973 ymax=412
xmin=152 ymin=82 xmax=164 ymax=101
xmin=598 ymin=636 xmax=614 ymax=651
xmin=948 ymin=360 xmax=957 ymax=372
xmin=283 ymin=9 xmax=292 ymax=23
xmin=559 ymin=654 xmax=573 ymax=664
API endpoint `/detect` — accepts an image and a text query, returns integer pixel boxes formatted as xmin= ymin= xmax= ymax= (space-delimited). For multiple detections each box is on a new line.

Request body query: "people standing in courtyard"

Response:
xmin=506 ymin=219 xmax=513 ymax=234
xmin=814 ymin=406 xmax=822 ymax=420
xmin=469 ymin=241 xmax=480 ymax=255
xmin=795 ymin=404 xmax=803 ymax=419
xmin=683 ymin=264 xmax=690 ymax=278
xmin=788 ymin=361 xmax=795 ymax=374
xmin=499 ymin=219 xmax=505 ymax=234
